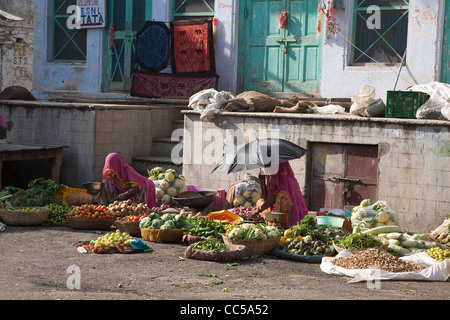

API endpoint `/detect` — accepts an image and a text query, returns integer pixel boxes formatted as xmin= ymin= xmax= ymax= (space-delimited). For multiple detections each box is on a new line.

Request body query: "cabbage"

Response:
xmin=139 ymin=217 xmax=152 ymax=228
xmin=151 ymin=219 xmax=164 ymax=229
xmin=161 ymin=213 xmax=173 ymax=221
xmin=161 ymin=220 xmax=175 ymax=230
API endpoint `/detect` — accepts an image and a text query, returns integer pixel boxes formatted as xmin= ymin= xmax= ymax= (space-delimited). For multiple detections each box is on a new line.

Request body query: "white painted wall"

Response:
xmin=319 ymin=0 xmax=446 ymax=101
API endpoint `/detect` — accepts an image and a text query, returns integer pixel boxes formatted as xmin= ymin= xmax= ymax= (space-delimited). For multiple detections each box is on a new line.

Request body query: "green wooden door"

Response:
xmin=239 ymin=0 xmax=321 ymax=97
xmin=441 ymin=1 xmax=450 ymax=84
xmin=103 ymin=0 xmax=152 ymax=92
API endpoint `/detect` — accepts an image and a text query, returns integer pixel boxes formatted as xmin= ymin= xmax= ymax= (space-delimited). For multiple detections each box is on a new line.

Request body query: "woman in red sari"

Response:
xmin=97 ymin=153 xmax=156 ymax=208
xmin=253 ymin=162 xmax=308 ymax=229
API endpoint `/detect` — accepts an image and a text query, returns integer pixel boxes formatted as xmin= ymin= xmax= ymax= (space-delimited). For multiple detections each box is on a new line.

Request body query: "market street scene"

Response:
xmin=0 ymin=0 xmax=449 ymax=305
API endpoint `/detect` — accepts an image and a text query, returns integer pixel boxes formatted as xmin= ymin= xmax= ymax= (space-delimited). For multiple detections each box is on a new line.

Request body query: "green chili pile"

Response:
xmin=191 ymin=239 xmax=230 ymax=252
xmin=335 ymin=233 xmax=383 ymax=250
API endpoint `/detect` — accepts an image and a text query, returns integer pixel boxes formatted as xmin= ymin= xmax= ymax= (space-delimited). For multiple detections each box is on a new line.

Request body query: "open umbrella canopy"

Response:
xmin=211 ymin=138 xmax=307 ymax=174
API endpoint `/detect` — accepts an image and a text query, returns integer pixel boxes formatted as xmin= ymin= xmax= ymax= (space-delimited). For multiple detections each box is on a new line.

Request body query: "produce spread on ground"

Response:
xmin=1 ymin=176 xmax=450 ymax=282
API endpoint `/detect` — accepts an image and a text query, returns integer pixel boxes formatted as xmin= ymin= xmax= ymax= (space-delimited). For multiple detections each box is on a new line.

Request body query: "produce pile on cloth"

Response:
xmin=1 ymin=178 xmax=449 ymax=281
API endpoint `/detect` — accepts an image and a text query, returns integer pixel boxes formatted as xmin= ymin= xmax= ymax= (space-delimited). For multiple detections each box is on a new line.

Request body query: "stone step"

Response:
xmin=132 ymin=155 xmax=182 ymax=176
xmin=153 ymin=137 xmax=183 ymax=157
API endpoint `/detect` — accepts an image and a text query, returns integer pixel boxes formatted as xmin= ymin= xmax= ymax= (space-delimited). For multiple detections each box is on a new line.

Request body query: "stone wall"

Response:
xmin=0 ymin=100 xmax=185 ymax=187
xmin=0 ymin=0 xmax=34 ymax=90
xmin=181 ymin=111 xmax=450 ymax=233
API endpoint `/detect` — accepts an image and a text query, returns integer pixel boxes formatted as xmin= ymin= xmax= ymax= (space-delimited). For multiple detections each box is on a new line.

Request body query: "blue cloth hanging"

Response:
xmin=135 ymin=21 xmax=171 ymax=73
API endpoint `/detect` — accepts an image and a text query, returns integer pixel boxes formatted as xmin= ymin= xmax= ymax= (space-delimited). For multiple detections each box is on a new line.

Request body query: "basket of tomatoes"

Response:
xmin=66 ymin=204 xmax=115 ymax=230
xmin=115 ymin=214 xmax=149 ymax=237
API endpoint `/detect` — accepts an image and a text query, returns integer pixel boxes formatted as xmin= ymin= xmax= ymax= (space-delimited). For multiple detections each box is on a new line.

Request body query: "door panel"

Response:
xmin=103 ymin=0 xmax=152 ymax=92
xmin=310 ymin=143 xmax=379 ymax=211
xmin=241 ymin=0 xmax=321 ymax=96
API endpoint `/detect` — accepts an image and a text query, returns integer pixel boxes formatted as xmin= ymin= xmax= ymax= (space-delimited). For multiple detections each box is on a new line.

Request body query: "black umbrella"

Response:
xmin=211 ymin=138 xmax=307 ymax=174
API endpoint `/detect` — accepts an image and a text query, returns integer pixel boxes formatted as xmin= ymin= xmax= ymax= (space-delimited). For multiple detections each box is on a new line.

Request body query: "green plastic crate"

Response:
xmin=386 ymin=91 xmax=430 ymax=118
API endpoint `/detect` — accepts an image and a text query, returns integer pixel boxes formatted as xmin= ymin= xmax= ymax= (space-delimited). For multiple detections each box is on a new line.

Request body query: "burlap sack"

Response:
xmin=185 ymin=244 xmax=250 ymax=261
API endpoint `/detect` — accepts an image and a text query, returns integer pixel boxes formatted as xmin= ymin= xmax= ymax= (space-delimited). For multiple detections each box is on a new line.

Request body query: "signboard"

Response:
xmin=76 ymin=0 xmax=106 ymax=29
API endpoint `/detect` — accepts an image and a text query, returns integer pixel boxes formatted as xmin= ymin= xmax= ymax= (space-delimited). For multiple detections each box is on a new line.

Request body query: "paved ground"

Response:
xmin=0 ymin=225 xmax=449 ymax=312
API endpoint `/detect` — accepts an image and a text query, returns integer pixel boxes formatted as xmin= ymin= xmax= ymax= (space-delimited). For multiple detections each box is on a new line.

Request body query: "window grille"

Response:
xmin=352 ymin=0 xmax=409 ymax=65
xmin=52 ymin=0 xmax=87 ymax=62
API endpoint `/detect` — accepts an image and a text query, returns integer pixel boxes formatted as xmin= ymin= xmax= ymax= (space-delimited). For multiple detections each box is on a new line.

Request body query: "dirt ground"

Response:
xmin=1 ymin=225 xmax=449 ymax=305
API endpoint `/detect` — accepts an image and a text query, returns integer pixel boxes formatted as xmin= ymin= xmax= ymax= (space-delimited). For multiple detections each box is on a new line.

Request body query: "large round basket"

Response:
xmin=333 ymin=236 xmax=389 ymax=254
xmin=0 ymin=207 xmax=50 ymax=226
xmin=115 ymin=220 xmax=141 ymax=237
xmin=222 ymin=235 xmax=280 ymax=256
xmin=140 ymin=228 xmax=185 ymax=243
xmin=67 ymin=217 xmax=114 ymax=230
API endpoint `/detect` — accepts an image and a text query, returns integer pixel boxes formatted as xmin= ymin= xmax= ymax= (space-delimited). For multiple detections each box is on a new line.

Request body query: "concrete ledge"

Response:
xmin=181 ymin=109 xmax=450 ymax=127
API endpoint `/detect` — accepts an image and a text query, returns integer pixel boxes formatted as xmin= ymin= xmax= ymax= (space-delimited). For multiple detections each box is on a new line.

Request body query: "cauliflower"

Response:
xmin=165 ymin=172 xmax=175 ymax=182
xmin=233 ymin=195 xmax=244 ymax=207
xmin=227 ymin=227 xmax=243 ymax=239
xmin=360 ymin=199 xmax=374 ymax=207
xmin=173 ymin=178 xmax=184 ymax=189
xmin=155 ymin=187 xmax=165 ymax=199
xmin=266 ymin=231 xmax=278 ymax=239
xmin=159 ymin=180 xmax=170 ymax=190
xmin=377 ymin=211 xmax=390 ymax=223
xmin=161 ymin=194 xmax=171 ymax=204
xmin=157 ymin=173 xmax=166 ymax=180
xmin=251 ymin=192 xmax=261 ymax=203
xmin=167 ymin=186 xmax=178 ymax=197
xmin=354 ymin=207 xmax=367 ymax=218
xmin=243 ymin=201 xmax=253 ymax=208
xmin=240 ymin=223 xmax=256 ymax=229
xmin=253 ymin=228 xmax=267 ymax=240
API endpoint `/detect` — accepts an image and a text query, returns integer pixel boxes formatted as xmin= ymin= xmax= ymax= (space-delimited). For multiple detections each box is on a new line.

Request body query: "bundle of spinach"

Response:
xmin=1 ymin=178 xmax=64 ymax=207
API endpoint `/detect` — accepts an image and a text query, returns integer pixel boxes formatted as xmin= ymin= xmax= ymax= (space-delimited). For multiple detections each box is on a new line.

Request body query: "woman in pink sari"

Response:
xmin=253 ymin=162 xmax=308 ymax=228
xmin=97 ymin=153 xmax=156 ymax=208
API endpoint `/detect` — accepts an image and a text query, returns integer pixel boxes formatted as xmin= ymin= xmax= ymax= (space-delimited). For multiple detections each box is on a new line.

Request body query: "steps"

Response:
xmin=132 ymin=118 xmax=184 ymax=176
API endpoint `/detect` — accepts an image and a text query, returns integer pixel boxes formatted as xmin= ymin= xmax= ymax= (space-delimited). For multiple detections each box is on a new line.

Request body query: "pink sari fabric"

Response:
xmin=265 ymin=162 xmax=308 ymax=226
xmin=102 ymin=153 xmax=156 ymax=208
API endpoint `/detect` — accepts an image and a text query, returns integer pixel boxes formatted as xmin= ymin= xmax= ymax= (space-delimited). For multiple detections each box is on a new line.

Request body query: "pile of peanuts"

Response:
xmin=331 ymin=249 xmax=424 ymax=273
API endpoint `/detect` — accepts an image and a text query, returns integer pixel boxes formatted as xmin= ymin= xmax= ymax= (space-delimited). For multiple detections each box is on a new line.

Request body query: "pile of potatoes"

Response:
xmin=107 ymin=199 xmax=152 ymax=216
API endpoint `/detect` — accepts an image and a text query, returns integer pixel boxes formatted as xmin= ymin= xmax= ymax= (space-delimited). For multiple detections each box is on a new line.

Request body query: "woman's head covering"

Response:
xmin=266 ymin=162 xmax=308 ymax=226
xmin=102 ymin=153 xmax=156 ymax=207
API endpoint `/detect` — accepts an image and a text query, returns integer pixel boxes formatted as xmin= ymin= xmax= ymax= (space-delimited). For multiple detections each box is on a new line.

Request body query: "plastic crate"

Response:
xmin=55 ymin=187 xmax=88 ymax=206
xmin=386 ymin=91 xmax=429 ymax=118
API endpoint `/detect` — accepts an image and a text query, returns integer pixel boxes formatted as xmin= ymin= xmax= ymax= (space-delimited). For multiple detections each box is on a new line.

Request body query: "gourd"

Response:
xmin=361 ymin=225 xmax=401 ymax=235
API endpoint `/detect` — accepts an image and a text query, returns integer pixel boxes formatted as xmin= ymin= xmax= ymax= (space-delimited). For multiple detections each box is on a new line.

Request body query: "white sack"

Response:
xmin=188 ymin=89 xmax=235 ymax=121
xmin=408 ymin=82 xmax=450 ymax=120
xmin=320 ymin=249 xmax=450 ymax=283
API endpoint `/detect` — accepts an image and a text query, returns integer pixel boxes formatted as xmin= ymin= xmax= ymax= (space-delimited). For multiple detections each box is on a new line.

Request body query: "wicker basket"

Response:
xmin=67 ymin=217 xmax=114 ymax=230
xmin=222 ymin=235 xmax=280 ymax=256
xmin=65 ymin=193 xmax=93 ymax=206
xmin=115 ymin=220 xmax=141 ymax=237
xmin=0 ymin=207 xmax=50 ymax=226
xmin=333 ymin=236 xmax=389 ymax=254
xmin=140 ymin=228 xmax=185 ymax=243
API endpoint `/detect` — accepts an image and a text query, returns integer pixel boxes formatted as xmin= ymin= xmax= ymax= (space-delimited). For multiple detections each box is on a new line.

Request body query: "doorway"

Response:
xmin=309 ymin=143 xmax=379 ymax=211
xmin=238 ymin=0 xmax=322 ymax=97
xmin=103 ymin=0 xmax=152 ymax=92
